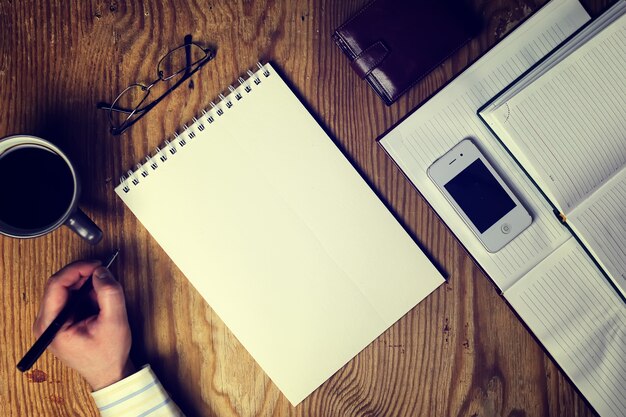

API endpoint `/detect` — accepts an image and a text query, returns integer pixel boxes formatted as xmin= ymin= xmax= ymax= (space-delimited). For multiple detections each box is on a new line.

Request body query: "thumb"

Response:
xmin=92 ymin=267 xmax=128 ymax=323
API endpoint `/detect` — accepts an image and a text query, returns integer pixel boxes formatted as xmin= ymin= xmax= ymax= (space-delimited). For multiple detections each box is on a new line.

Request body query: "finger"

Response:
xmin=92 ymin=267 xmax=128 ymax=323
xmin=46 ymin=260 xmax=103 ymax=291
xmin=88 ymin=288 xmax=98 ymax=304
xmin=34 ymin=260 xmax=101 ymax=334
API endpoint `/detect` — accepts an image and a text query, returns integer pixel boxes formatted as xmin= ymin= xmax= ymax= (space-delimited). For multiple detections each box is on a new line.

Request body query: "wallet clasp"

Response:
xmin=350 ymin=41 xmax=390 ymax=78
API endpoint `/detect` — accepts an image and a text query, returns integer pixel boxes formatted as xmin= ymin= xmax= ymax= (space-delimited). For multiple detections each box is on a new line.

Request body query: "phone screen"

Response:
xmin=444 ymin=159 xmax=516 ymax=233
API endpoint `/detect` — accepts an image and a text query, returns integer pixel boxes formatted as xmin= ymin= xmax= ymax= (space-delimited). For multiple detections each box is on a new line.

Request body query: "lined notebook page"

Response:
xmin=380 ymin=0 xmax=590 ymax=291
xmin=115 ymin=64 xmax=444 ymax=405
xmin=506 ymin=238 xmax=626 ymax=417
xmin=481 ymin=1 xmax=626 ymax=108
xmin=569 ymin=167 xmax=626 ymax=296
xmin=486 ymin=11 xmax=626 ymax=212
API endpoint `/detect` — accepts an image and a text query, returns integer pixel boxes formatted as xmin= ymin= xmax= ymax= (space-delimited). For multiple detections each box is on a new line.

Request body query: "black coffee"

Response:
xmin=0 ymin=146 xmax=75 ymax=230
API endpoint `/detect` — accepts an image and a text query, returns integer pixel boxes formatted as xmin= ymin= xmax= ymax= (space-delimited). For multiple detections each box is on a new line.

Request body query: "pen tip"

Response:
xmin=105 ymin=249 xmax=120 ymax=268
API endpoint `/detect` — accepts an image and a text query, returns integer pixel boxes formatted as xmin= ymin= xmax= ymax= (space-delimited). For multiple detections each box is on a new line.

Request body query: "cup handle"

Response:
xmin=64 ymin=208 xmax=103 ymax=245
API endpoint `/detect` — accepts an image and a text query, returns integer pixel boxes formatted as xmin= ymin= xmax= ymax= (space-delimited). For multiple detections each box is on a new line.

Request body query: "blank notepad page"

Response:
xmin=115 ymin=63 xmax=444 ymax=405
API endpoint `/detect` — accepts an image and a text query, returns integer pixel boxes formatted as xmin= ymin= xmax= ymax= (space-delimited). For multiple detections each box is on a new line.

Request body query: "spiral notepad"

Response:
xmin=115 ymin=62 xmax=444 ymax=405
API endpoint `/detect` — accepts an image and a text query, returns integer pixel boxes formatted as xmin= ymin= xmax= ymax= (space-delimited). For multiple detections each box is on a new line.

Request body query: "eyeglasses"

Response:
xmin=98 ymin=39 xmax=215 ymax=135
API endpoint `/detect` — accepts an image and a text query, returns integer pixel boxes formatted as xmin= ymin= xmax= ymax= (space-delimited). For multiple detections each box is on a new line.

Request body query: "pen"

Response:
xmin=16 ymin=250 xmax=120 ymax=372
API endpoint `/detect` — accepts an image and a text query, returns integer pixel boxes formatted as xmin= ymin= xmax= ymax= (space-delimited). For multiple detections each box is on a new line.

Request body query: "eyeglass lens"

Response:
xmin=158 ymin=43 xmax=208 ymax=80
xmin=110 ymin=84 xmax=150 ymax=128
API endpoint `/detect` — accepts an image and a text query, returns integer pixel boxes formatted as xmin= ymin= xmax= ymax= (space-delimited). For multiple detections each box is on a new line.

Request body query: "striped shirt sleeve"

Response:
xmin=91 ymin=365 xmax=184 ymax=417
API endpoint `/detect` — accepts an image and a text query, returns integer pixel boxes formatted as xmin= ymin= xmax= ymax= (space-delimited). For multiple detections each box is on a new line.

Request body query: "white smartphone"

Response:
xmin=427 ymin=138 xmax=532 ymax=252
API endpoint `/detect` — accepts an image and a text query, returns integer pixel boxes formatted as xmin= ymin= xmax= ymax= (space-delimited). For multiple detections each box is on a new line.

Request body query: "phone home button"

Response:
xmin=501 ymin=223 xmax=511 ymax=234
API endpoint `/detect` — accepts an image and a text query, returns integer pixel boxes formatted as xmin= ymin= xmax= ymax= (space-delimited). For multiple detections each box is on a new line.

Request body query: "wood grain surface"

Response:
xmin=0 ymin=0 xmax=613 ymax=416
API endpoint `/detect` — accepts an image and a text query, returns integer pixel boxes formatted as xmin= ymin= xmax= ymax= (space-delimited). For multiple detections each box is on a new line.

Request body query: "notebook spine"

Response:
xmin=119 ymin=62 xmax=271 ymax=194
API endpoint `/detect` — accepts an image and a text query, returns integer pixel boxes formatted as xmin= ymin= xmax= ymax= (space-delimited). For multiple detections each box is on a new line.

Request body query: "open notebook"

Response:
xmin=479 ymin=4 xmax=626 ymax=296
xmin=379 ymin=0 xmax=625 ymax=416
xmin=115 ymin=63 xmax=444 ymax=405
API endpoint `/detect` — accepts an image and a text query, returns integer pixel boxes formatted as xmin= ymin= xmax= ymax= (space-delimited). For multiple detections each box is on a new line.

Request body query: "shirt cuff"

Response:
xmin=91 ymin=365 xmax=183 ymax=417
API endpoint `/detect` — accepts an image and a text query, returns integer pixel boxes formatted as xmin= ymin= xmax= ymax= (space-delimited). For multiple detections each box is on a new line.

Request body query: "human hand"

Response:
xmin=33 ymin=260 xmax=135 ymax=390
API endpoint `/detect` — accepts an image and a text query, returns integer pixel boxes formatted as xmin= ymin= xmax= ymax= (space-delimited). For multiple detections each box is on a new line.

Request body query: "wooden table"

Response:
xmin=0 ymin=0 xmax=612 ymax=416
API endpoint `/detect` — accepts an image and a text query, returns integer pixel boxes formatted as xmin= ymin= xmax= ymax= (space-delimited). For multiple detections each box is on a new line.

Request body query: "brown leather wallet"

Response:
xmin=333 ymin=0 xmax=481 ymax=105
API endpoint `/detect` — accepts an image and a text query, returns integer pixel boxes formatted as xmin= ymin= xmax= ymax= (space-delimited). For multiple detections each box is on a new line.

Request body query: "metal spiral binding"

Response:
xmin=119 ymin=62 xmax=271 ymax=193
